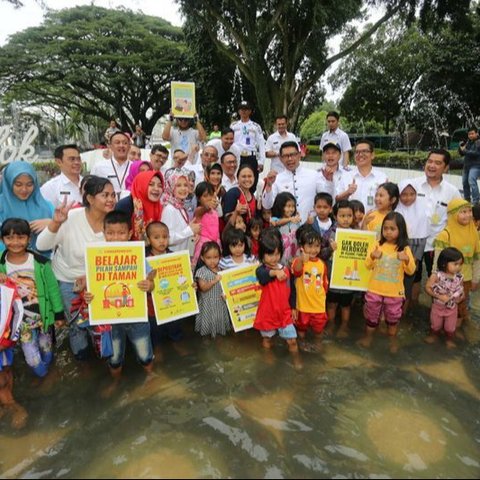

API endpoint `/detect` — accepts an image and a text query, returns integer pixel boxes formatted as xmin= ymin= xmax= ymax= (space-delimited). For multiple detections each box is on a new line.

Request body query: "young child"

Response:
xmin=434 ymin=198 xmax=480 ymax=333
xmin=326 ymin=200 xmax=356 ymax=337
xmin=311 ymin=192 xmax=336 ymax=262
xmin=192 ymin=182 xmax=221 ymax=266
xmin=85 ymin=211 xmax=154 ymax=394
xmin=360 ymin=212 xmax=416 ymax=351
xmin=350 ymin=200 xmax=365 ymax=229
xmin=220 ymin=228 xmax=256 ymax=270
xmin=425 ymin=247 xmax=464 ymax=348
xmin=195 ymin=242 xmax=231 ymax=338
xmin=270 ymin=192 xmax=301 ymax=265
xmin=0 ymin=218 xmax=65 ymax=381
xmin=254 ymin=229 xmax=300 ymax=366
xmin=248 ymin=217 xmax=264 ymax=259
xmin=292 ymin=226 xmax=329 ymax=348
xmin=395 ymin=180 xmax=428 ymax=313
xmin=363 ymin=182 xmax=399 ymax=237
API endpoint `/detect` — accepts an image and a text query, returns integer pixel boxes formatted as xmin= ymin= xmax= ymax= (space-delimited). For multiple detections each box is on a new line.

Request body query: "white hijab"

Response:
xmin=395 ymin=179 xmax=429 ymax=239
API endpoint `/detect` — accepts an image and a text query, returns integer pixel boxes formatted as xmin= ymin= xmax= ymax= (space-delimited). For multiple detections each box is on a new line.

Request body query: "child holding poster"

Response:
xmin=292 ymin=226 xmax=329 ymax=349
xmin=254 ymin=229 xmax=300 ymax=366
xmin=326 ymin=201 xmax=356 ymax=337
xmin=195 ymin=242 xmax=231 ymax=338
xmin=360 ymin=212 xmax=416 ymax=352
xmin=85 ymin=212 xmax=154 ymax=395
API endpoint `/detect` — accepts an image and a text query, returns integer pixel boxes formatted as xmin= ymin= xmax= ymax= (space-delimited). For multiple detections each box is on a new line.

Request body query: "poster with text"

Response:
xmin=171 ymin=81 xmax=196 ymax=118
xmin=330 ymin=229 xmax=377 ymax=291
xmin=85 ymin=242 xmax=148 ymax=325
xmin=147 ymin=251 xmax=198 ymax=325
xmin=220 ymin=264 xmax=261 ymax=332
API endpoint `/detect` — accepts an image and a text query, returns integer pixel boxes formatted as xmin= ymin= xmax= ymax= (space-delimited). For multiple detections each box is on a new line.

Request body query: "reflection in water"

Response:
xmin=0 ymin=298 xmax=479 ymax=479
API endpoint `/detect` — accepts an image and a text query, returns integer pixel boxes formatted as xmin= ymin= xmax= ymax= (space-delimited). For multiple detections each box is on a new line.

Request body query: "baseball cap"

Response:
xmin=322 ymin=141 xmax=342 ymax=152
xmin=238 ymin=100 xmax=253 ymax=110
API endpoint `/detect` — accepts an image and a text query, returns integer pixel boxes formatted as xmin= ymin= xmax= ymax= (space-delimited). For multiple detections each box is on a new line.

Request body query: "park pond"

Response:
xmin=0 ymin=287 xmax=479 ymax=479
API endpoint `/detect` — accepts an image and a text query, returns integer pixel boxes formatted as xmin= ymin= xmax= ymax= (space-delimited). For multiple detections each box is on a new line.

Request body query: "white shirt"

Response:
xmin=206 ymin=139 xmax=242 ymax=162
xmin=262 ymin=165 xmax=326 ymax=222
xmin=90 ymin=158 xmax=131 ymax=200
xmin=161 ymin=203 xmax=194 ymax=253
xmin=335 ymin=166 xmax=388 ymax=210
xmin=265 ymin=131 xmax=298 ymax=173
xmin=321 ymin=127 xmax=352 ymax=164
xmin=169 ymin=128 xmax=201 ymax=164
xmin=40 ymin=172 xmax=83 ymax=208
xmin=222 ymin=175 xmax=238 ymax=192
xmin=36 ymin=208 xmax=105 ymax=283
xmin=316 ymin=163 xmax=349 ymax=201
xmin=230 ymin=119 xmax=266 ymax=165
xmin=409 ymin=175 xmax=461 ymax=251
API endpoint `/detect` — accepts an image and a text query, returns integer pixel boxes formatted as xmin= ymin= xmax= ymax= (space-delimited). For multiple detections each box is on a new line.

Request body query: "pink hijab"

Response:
xmin=125 ymin=160 xmax=152 ymax=191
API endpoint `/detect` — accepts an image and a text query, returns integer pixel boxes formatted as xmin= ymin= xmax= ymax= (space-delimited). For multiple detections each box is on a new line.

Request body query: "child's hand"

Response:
xmin=300 ymin=248 xmax=310 ymax=264
xmin=397 ymin=251 xmax=410 ymax=262
xmin=84 ymin=292 xmax=94 ymax=304
xmin=292 ymin=214 xmax=302 ymax=224
xmin=437 ymin=293 xmax=450 ymax=304
xmin=346 ymin=178 xmax=357 ymax=195
xmin=55 ymin=319 xmax=66 ymax=329
xmin=0 ymin=273 xmax=7 ymax=284
xmin=291 ymin=309 xmax=298 ymax=324
xmin=193 ymin=281 xmax=198 ymax=290
xmin=330 ymin=240 xmax=337 ymax=251
xmin=137 ymin=279 xmax=154 ymax=292
xmin=371 ymin=246 xmax=382 ymax=260
xmin=235 ymin=200 xmax=248 ymax=215
xmin=215 ymin=275 xmax=222 ymax=284
xmin=221 ymin=293 xmax=227 ymax=301
xmin=275 ymin=269 xmax=288 ymax=282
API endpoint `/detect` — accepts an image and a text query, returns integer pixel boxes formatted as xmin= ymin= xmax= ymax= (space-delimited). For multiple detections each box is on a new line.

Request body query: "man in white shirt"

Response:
xmin=265 ymin=115 xmax=298 ymax=174
xmin=262 ymin=141 xmax=326 ymax=222
xmin=91 ymin=131 xmax=132 ymax=200
xmin=220 ymin=152 xmax=239 ymax=192
xmin=321 ymin=111 xmax=352 ymax=168
xmin=149 ymin=144 xmax=169 ymax=172
xmin=316 ymin=141 xmax=348 ymax=201
xmin=41 ymin=144 xmax=83 ymax=208
xmin=128 ymin=145 xmax=142 ymax=161
xmin=408 ymin=149 xmax=461 ymax=302
xmin=335 ymin=139 xmax=387 ymax=211
xmin=185 ymin=145 xmax=219 ymax=186
xmin=231 ymin=100 xmax=266 ymax=191
xmin=207 ymin=127 xmax=242 ymax=162
xmin=162 ymin=114 xmax=207 ymax=165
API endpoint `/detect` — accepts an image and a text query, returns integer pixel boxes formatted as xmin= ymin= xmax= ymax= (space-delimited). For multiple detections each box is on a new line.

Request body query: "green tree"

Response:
xmin=0 ymin=6 xmax=188 ymax=135
xmin=177 ymin=0 xmax=472 ymax=131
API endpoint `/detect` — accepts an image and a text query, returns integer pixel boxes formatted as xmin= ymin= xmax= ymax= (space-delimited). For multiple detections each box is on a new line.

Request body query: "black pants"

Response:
xmin=240 ymin=154 xmax=259 ymax=194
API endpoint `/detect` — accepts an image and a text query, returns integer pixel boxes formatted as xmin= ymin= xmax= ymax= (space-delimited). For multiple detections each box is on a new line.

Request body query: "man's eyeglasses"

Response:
xmin=355 ymin=149 xmax=372 ymax=156
xmin=280 ymin=152 xmax=299 ymax=160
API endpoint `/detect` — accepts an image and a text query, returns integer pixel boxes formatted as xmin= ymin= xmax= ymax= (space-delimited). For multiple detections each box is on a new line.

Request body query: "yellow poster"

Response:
xmin=85 ymin=242 xmax=148 ymax=325
xmin=220 ymin=264 xmax=261 ymax=332
xmin=171 ymin=81 xmax=196 ymax=118
xmin=330 ymin=229 xmax=377 ymax=291
xmin=147 ymin=251 xmax=198 ymax=325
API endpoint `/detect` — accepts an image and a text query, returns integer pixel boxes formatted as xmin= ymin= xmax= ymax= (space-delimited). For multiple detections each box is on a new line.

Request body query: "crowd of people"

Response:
xmin=0 ymin=103 xmax=478 ymax=430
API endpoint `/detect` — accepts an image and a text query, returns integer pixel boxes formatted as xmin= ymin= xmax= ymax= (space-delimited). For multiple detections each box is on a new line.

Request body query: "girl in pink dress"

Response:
xmin=192 ymin=182 xmax=221 ymax=267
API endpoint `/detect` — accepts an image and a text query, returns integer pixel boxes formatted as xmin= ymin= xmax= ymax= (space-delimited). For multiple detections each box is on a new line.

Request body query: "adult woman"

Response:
xmin=36 ymin=176 xmax=116 ymax=360
xmin=116 ymin=170 xmax=164 ymax=241
xmin=0 ymin=162 xmax=54 ymax=252
xmin=222 ymin=164 xmax=257 ymax=227
xmin=125 ymin=160 xmax=152 ymax=191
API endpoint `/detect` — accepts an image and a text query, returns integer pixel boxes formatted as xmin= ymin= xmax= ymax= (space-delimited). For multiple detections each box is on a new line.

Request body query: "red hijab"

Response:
xmin=130 ymin=170 xmax=164 ymax=240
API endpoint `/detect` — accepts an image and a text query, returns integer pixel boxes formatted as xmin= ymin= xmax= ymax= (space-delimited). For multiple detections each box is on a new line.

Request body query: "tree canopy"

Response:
xmin=0 ymin=5 xmax=188 ymax=134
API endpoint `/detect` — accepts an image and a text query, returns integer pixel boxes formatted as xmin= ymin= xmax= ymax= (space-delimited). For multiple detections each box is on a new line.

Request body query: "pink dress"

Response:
xmin=193 ymin=209 xmax=221 ymax=265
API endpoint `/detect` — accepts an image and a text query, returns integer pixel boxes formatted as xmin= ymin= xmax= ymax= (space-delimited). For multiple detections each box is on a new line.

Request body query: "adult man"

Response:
xmin=262 ymin=141 xmax=326 ymax=222
xmin=231 ymin=100 xmax=265 ymax=191
xmin=149 ymin=144 xmax=169 ymax=172
xmin=207 ymin=127 xmax=242 ymax=162
xmin=186 ymin=145 xmax=219 ymax=186
xmin=128 ymin=145 xmax=142 ymax=161
xmin=409 ymin=149 xmax=461 ymax=301
xmin=265 ymin=115 xmax=297 ymax=173
xmin=91 ymin=131 xmax=132 ymax=200
xmin=321 ymin=111 xmax=352 ymax=169
xmin=104 ymin=119 xmax=120 ymax=143
xmin=162 ymin=113 xmax=207 ymax=165
xmin=317 ymin=142 xmax=347 ymax=200
xmin=335 ymin=139 xmax=387 ymax=210
xmin=459 ymin=126 xmax=480 ymax=204
xmin=41 ymin=144 xmax=83 ymax=208
xmin=220 ymin=152 xmax=239 ymax=192
xmin=132 ymin=124 xmax=146 ymax=148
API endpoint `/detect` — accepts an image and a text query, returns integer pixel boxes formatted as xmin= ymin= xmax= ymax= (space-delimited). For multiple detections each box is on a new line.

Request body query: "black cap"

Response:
xmin=238 ymin=100 xmax=253 ymax=110
xmin=322 ymin=141 xmax=341 ymax=153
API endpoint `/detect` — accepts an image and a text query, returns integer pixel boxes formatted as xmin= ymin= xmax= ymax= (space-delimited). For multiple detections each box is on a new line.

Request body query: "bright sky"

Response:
xmin=0 ymin=0 xmax=183 ymax=45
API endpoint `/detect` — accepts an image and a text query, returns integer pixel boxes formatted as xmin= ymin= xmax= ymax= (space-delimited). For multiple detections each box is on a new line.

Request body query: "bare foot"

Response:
xmin=336 ymin=326 xmax=349 ymax=339
xmin=389 ymin=338 xmax=399 ymax=354
xmin=8 ymin=404 xmax=28 ymax=430
xmin=172 ymin=342 xmax=190 ymax=357
xmin=424 ymin=334 xmax=438 ymax=344
xmin=262 ymin=337 xmax=273 ymax=350
xmin=291 ymin=352 xmax=303 ymax=371
xmin=357 ymin=336 xmax=372 ymax=348
xmin=101 ymin=380 xmax=120 ymax=399
xmin=446 ymin=339 xmax=457 ymax=349
xmin=455 ymin=329 xmax=466 ymax=341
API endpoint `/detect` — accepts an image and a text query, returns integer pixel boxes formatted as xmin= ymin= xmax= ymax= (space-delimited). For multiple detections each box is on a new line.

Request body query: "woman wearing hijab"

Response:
xmin=125 ymin=160 xmax=153 ymax=191
xmin=0 ymin=162 xmax=54 ymax=252
xmin=115 ymin=170 xmax=164 ymax=241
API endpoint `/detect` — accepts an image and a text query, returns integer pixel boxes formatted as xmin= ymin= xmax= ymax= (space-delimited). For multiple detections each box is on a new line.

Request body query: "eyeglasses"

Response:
xmin=355 ymin=149 xmax=372 ymax=155
xmin=280 ymin=152 xmax=299 ymax=160
xmin=203 ymin=152 xmax=218 ymax=158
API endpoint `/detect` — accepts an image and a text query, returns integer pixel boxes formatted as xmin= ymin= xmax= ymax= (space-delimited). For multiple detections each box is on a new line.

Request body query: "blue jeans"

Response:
xmin=109 ymin=322 xmax=153 ymax=369
xmin=21 ymin=328 xmax=53 ymax=377
xmin=59 ymin=281 xmax=90 ymax=361
xmin=462 ymin=164 xmax=480 ymax=203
